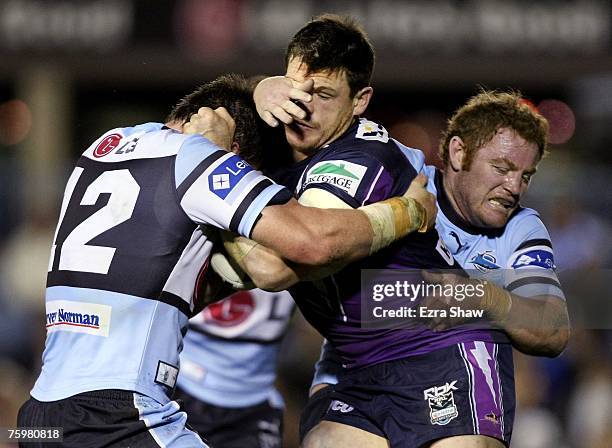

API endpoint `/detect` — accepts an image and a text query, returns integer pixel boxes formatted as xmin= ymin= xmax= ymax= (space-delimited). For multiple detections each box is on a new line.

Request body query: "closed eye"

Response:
xmin=493 ymin=165 xmax=509 ymax=175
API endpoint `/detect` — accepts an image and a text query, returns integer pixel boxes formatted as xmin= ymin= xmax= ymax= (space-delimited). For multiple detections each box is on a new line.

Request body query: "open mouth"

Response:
xmin=488 ymin=197 xmax=516 ymax=210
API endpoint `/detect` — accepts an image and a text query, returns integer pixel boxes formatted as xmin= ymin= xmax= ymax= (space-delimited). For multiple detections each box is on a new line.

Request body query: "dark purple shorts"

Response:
xmin=300 ymin=341 xmax=515 ymax=448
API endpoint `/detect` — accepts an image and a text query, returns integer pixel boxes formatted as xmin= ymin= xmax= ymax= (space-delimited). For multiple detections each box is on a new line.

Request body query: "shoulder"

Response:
xmin=505 ymin=207 xmax=551 ymax=247
xmin=502 ymin=207 xmax=556 ymax=269
xmin=321 ymin=118 xmax=418 ymax=180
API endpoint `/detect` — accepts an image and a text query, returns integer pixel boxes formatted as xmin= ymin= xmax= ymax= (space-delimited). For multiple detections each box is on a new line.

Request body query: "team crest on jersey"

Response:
xmin=356 ymin=118 xmax=389 ymax=143
xmin=93 ymin=133 xmax=122 ymax=158
xmin=45 ymin=300 xmax=112 ymax=337
xmin=209 ymin=154 xmax=253 ymax=200
xmin=424 ymin=381 xmax=459 ymax=425
xmin=303 ymin=160 xmax=367 ymax=197
xmin=470 ymin=251 xmax=501 ymax=272
xmin=511 ymin=249 xmax=555 ymax=269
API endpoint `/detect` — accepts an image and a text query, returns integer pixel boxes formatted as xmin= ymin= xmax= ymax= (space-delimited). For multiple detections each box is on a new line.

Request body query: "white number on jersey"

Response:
xmin=49 ymin=169 xmax=140 ymax=274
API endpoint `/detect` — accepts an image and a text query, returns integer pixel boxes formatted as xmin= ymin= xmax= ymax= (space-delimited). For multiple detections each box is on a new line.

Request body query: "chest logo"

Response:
xmin=470 ymin=251 xmax=501 ymax=272
xmin=93 ymin=133 xmax=122 ymax=158
xmin=202 ymin=291 xmax=255 ymax=327
xmin=303 ymin=160 xmax=367 ymax=197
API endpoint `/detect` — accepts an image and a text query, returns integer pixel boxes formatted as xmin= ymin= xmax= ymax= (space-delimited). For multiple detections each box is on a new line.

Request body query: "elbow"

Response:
xmin=525 ymin=327 xmax=571 ymax=358
xmin=545 ymin=327 xmax=571 ymax=357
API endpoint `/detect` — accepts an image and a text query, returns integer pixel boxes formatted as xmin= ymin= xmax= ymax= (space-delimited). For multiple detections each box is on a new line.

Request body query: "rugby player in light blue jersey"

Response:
xmin=240 ymin=16 xmax=569 ymax=448
xmin=176 ymin=288 xmax=293 ymax=448
xmin=17 ymin=74 xmax=434 ymax=448
xmin=302 ymin=91 xmax=570 ymax=448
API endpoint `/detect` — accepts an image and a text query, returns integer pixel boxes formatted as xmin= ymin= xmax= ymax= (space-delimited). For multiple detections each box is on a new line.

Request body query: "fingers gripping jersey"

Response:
xmin=33 ymin=123 xmax=288 ymax=403
xmin=178 ymin=289 xmax=294 ymax=408
xmin=287 ymin=119 xmax=461 ymax=369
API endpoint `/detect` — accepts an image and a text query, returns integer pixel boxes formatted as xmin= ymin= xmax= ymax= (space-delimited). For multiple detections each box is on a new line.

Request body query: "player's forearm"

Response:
xmin=252 ymin=202 xmax=371 ymax=266
xmin=253 ymin=193 xmax=427 ymax=267
xmin=494 ymin=292 xmax=570 ymax=357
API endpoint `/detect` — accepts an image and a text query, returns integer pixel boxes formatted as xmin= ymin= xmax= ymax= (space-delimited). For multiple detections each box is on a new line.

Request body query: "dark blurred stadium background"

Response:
xmin=0 ymin=1 xmax=610 ymax=447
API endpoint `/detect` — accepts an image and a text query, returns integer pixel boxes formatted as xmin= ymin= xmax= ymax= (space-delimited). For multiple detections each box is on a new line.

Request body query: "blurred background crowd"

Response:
xmin=0 ymin=1 xmax=610 ymax=447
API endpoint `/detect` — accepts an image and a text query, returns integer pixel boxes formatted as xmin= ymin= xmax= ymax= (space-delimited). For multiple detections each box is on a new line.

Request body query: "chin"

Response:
xmin=287 ymin=137 xmax=317 ymax=155
xmin=481 ymin=213 xmax=509 ymax=229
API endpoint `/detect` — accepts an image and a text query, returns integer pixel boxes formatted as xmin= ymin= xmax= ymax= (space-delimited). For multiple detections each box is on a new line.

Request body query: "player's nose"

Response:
xmin=503 ymin=173 xmax=523 ymax=195
xmin=292 ymin=99 xmax=313 ymax=119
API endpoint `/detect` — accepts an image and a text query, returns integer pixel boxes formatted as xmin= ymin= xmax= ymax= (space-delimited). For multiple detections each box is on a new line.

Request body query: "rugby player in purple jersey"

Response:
xmin=213 ymin=14 xmax=569 ymax=448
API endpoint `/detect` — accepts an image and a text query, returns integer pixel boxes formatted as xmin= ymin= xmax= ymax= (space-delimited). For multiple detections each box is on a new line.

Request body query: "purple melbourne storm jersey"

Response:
xmin=312 ymin=147 xmax=565 ymax=388
xmin=32 ymin=123 xmax=289 ymax=404
xmin=283 ymin=118 xmax=502 ymax=370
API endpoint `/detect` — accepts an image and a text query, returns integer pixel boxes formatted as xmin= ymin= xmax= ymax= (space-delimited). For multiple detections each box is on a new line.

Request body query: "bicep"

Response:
xmin=298 ymin=188 xmax=353 ymax=209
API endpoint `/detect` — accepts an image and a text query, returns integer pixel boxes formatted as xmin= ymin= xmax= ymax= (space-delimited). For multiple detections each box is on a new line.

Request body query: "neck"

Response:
xmin=292 ymin=148 xmax=308 ymax=162
xmin=165 ymin=121 xmax=183 ymax=132
xmin=441 ymin=170 xmax=469 ymax=222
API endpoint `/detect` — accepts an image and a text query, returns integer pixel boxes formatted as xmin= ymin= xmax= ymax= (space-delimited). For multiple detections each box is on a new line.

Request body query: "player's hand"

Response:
xmin=403 ymin=173 xmax=437 ymax=232
xmin=253 ymin=76 xmax=314 ymax=127
xmin=184 ymin=106 xmax=235 ymax=150
xmin=419 ymin=270 xmax=487 ymax=331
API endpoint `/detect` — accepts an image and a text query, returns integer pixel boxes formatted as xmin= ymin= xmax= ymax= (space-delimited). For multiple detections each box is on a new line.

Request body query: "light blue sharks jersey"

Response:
xmin=178 ymin=289 xmax=294 ymax=408
xmin=312 ymin=145 xmax=564 ymax=387
xmin=32 ymin=123 xmax=288 ymax=404
xmin=421 ymin=162 xmax=564 ymax=301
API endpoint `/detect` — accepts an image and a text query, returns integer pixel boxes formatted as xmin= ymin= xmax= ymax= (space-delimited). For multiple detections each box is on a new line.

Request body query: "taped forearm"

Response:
xmin=487 ymin=287 xmax=570 ymax=356
xmin=220 ymin=231 xmax=259 ymax=269
xmin=478 ymin=281 xmax=513 ymax=324
xmin=359 ymin=196 xmax=428 ymax=254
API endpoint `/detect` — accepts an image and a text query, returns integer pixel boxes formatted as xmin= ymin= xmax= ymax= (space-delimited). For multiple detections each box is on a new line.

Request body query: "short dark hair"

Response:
xmin=285 ymin=14 xmax=374 ymax=96
xmin=166 ymin=74 xmax=264 ymax=168
xmin=439 ymin=89 xmax=549 ymax=169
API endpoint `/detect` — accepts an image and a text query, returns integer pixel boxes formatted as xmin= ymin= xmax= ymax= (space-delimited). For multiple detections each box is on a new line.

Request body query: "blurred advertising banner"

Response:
xmin=0 ymin=0 xmax=609 ymax=56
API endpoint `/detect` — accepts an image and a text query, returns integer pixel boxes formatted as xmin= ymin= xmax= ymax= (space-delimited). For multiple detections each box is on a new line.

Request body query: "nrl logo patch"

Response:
xmin=356 ymin=118 xmax=389 ymax=143
xmin=423 ymin=381 xmax=459 ymax=425
xmin=304 ymin=160 xmax=367 ymax=197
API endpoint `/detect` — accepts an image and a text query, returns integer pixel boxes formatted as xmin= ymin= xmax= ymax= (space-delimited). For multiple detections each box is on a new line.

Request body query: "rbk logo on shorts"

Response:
xmin=45 ymin=300 xmax=112 ymax=337
xmin=329 ymin=400 xmax=354 ymax=413
xmin=304 ymin=160 xmax=367 ymax=197
xmin=423 ymin=381 xmax=459 ymax=425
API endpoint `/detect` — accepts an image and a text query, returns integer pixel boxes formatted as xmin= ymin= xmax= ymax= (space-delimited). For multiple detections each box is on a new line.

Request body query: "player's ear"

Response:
xmin=448 ymin=136 xmax=465 ymax=172
xmin=230 ymin=142 xmax=240 ymax=155
xmin=352 ymin=86 xmax=373 ymax=116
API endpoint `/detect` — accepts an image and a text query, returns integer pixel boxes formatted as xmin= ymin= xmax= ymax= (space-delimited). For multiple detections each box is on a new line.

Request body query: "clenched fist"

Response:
xmin=184 ymin=106 xmax=236 ymax=150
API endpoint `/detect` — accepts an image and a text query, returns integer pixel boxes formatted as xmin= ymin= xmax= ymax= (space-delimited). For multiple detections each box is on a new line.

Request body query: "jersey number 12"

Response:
xmin=48 ymin=168 xmax=140 ymax=274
